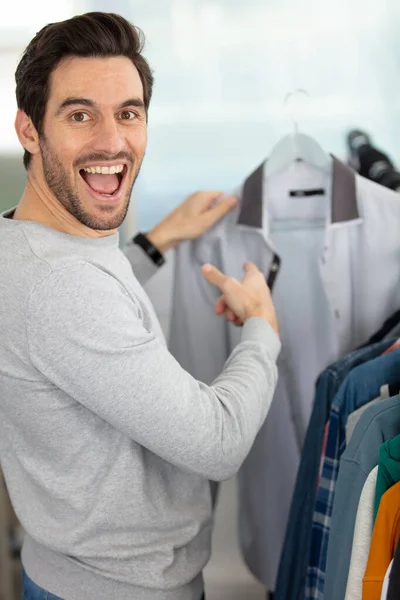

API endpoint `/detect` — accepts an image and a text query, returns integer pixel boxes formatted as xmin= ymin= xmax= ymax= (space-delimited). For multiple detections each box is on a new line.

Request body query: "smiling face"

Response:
xmin=37 ymin=55 xmax=147 ymax=231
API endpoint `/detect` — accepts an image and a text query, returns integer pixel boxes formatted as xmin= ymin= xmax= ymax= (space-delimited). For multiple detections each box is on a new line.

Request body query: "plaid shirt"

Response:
xmin=305 ymin=348 xmax=400 ymax=600
xmin=306 ymin=403 xmax=344 ymax=599
xmin=274 ymin=340 xmax=393 ymax=600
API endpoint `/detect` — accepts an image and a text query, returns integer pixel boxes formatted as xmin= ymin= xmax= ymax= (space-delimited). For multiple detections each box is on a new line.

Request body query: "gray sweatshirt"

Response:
xmin=0 ymin=210 xmax=280 ymax=600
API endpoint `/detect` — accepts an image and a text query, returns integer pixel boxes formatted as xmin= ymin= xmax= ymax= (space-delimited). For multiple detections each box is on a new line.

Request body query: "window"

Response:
xmin=98 ymin=0 xmax=400 ymax=230
xmin=0 ymin=1 xmax=80 ymax=155
xmin=3 ymin=0 xmax=400 ymax=228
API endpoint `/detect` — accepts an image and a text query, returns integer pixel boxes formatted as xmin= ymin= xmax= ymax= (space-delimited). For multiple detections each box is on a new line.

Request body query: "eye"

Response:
xmin=71 ymin=112 xmax=90 ymax=123
xmin=120 ymin=110 xmax=137 ymax=121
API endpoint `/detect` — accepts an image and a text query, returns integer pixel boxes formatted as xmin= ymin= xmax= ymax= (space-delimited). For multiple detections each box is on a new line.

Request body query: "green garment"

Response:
xmin=374 ymin=434 xmax=400 ymax=521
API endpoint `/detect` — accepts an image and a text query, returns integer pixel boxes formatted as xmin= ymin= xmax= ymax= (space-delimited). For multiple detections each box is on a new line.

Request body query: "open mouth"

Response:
xmin=79 ymin=164 xmax=128 ymax=198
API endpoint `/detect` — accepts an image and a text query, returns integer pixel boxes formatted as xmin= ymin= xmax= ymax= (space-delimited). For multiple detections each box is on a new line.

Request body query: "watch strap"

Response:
xmin=132 ymin=232 xmax=165 ymax=267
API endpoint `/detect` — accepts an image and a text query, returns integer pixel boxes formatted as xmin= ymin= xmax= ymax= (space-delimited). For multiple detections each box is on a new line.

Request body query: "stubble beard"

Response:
xmin=39 ymin=137 xmax=142 ymax=231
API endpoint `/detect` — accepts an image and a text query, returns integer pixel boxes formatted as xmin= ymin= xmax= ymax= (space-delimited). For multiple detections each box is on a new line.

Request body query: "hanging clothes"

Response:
xmin=374 ymin=435 xmax=400 ymax=521
xmin=364 ymin=310 xmax=400 ymax=347
xmin=346 ymin=385 xmax=390 ymax=444
xmin=384 ymin=322 xmax=400 ymax=342
xmin=345 ymin=466 xmax=378 ymax=600
xmin=347 ymin=130 xmax=400 ymax=192
xmin=276 ymin=340 xmax=393 ymax=600
xmin=381 ymin=560 xmax=393 ymax=600
xmin=324 ymin=395 xmax=400 ymax=600
xmin=306 ymin=350 xmax=400 ymax=599
xmin=387 ymin=538 xmax=400 ymax=599
xmin=169 ymin=156 xmax=400 ymax=590
xmin=362 ymin=481 xmax=400 ymax=599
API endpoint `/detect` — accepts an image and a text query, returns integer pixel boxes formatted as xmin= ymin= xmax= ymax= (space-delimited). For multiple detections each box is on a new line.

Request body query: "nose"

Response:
xmin=90 ymin=117 xmax=125 ymax=156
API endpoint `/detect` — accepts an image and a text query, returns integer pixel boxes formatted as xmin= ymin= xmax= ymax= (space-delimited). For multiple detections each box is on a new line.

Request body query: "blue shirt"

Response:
xmin=306 ymin=349 xmax=400 ymax=600
xmin=324 ymin=395 xmax=400 ymax=600
xmin=275 ymin=340 xmax=392 ymax=600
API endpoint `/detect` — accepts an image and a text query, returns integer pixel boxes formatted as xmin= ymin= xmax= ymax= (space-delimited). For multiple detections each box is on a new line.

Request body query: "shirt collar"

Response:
xmin=237 ymin=156 xmax=359 ymax=228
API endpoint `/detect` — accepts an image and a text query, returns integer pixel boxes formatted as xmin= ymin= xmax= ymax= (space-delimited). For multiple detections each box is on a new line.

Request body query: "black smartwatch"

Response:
xmin=132 ymin=232 xmax=165 ymax=267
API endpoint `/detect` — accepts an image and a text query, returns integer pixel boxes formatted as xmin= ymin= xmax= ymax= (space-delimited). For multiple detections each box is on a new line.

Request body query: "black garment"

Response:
xmin=347 ymin=130 xmax=400 ymax=191
xmin=363 ymin=309 xmax=400 ymax=346
xmin=388 ymin=380 xmax=400 ymax=398
xmin=388 ymin=537 xmax=400 ymax=599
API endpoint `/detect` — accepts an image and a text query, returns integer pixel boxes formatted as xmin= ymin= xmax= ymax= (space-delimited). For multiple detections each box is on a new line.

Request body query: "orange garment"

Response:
xmin=362 ymin=480 xmax=400 ymax=599
xmin=383 ymin=339 xmax=400 ymax=355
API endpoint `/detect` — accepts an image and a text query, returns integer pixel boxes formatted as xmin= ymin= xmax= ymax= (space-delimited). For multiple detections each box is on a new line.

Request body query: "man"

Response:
xmin=0 ymin=12 xmax=280 ymax=600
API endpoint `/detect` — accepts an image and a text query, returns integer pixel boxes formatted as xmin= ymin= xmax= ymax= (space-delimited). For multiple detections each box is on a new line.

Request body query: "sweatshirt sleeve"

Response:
xmin=123 ymin=239 xmax=160 ymax=285
xmin=26 ymin=263 xmax=280 ymax=482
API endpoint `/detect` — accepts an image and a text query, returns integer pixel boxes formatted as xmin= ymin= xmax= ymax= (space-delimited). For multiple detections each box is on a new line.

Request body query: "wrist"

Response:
xmin=245 ymin=310 xmax=279 ymax=337
xmin=133 ymin=232 xmax=166 ymax=267
xmin=147 ymin=223 xmax=178 ymax=254
xmin=242 ymin=318 xmax=281 ymax=361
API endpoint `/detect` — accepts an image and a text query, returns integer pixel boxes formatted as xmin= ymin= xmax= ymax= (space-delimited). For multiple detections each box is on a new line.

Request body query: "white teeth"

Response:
xmin=83 ymin=165 xmax=124 ymax=175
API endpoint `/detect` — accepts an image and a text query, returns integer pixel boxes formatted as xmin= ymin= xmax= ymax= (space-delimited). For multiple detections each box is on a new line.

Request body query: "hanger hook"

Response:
xmin=284 ymin=89 xmax=309 ymax=136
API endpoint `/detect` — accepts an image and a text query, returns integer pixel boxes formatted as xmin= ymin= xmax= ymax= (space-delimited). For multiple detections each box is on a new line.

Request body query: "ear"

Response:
xmin=14 ymin=110 xmax=40 ymax=157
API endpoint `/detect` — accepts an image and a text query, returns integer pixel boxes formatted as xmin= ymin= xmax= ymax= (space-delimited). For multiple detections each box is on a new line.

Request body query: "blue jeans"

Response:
xmin=23 ymin=569 xmax=205 ymax=600
xmin=22 ymin=570 xmax=62 ymax=600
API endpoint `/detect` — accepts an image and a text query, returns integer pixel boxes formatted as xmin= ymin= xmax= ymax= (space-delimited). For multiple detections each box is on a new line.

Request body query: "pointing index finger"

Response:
xmin=201 ymin=264 xmax=227 ymax=290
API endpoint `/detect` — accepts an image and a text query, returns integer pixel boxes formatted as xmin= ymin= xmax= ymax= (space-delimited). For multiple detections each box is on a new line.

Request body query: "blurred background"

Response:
xmin=2 ymin=0 xmax=400 ymax=228
xmin=1 ymin=1 xmax=400 ymax=598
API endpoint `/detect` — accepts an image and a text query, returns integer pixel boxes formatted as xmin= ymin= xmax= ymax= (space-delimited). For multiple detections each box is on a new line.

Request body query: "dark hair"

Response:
xmin=15 ymin=12 xmax=154 ymax=169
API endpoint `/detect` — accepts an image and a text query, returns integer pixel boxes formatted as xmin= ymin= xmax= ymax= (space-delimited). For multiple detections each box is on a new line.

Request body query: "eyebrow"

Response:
xmin=55 ymin=97 xmax=146 ymax=116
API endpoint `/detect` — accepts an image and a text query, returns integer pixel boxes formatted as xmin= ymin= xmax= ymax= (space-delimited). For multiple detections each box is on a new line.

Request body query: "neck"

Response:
xmin=13 ymin=172 xmax=116 ymax=238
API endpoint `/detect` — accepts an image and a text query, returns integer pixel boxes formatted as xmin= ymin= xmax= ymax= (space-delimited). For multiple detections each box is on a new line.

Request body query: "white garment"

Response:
xmin=381 ymin=559 xmax=393 ymax=600
xmin=346 ymin=385 xmax=390 ymax=444
xmin=168 ymin=157 xmax=400 ymax=588
xmin=345 ymin=466 xmax=378 ymax=600
xmin=267 ymin=164 xmax=337 ymax=446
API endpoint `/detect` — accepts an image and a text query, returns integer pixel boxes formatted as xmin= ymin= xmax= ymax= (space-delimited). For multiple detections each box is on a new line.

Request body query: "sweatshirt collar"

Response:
xmin=0 ymin=208 xmax=119 ymax=248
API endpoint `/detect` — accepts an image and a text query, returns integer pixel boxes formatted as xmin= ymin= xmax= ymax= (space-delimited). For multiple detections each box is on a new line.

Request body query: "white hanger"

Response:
xmin=265 ymin=89 xmax=331 ymax=177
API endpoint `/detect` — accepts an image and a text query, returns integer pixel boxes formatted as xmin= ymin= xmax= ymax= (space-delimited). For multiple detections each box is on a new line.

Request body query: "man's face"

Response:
xmin=39 ymin=55 xmax=147 ymax=231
